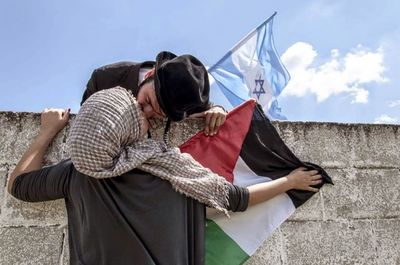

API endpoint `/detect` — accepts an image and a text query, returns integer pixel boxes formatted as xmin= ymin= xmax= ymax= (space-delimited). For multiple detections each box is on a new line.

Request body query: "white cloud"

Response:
xmin=281 ymin=42 xmax=387 ymax=104
xmin=388 ymin=100 xmax=400 ymax=108
xmin=374 ymin=115 xmax=398 ymax=124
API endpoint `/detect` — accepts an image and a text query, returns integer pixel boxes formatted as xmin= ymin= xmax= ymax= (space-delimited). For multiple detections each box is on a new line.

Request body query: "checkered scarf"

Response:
xmin=68 ymin=87 xmax=230 ymax=214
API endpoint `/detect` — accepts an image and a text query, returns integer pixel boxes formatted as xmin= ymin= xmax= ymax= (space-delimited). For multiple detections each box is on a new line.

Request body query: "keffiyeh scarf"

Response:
xmin=67 ymin=86 xmax=230 ymax=214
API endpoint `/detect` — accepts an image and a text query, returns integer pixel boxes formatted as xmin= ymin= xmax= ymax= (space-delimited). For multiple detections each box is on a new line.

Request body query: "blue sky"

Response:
xmin=1 ymin=0 xmax=399 ymax=124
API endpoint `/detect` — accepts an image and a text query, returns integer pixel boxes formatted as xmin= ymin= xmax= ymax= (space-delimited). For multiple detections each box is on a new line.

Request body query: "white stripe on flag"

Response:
xmin=230 ymin=32 xmax=274 ymax=109
xmin=207 ymin=156 xmax=295 ymax=256
xmin=209 ymin=74 xmax=234 ymax=111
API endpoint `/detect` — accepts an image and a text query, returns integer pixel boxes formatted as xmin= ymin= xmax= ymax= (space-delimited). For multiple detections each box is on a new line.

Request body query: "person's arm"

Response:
xmin=247 ymin=167 xmax=321 ymax=206
xmin=7 ymin=108 xmax=70 ymax=194
xmin=226 ymin=167 xmax=321 ymax=212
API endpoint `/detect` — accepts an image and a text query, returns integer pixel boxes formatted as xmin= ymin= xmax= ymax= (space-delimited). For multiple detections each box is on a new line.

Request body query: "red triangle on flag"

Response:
xmin=180 ymin=100 xmax=256 ymax=183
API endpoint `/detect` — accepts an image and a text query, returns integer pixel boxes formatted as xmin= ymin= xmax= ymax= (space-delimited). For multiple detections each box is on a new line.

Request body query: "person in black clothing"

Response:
xmin=7 ymin=52 xmax=322 ymax=265
xmin=82 ymin=51 xmax=227 ymax=137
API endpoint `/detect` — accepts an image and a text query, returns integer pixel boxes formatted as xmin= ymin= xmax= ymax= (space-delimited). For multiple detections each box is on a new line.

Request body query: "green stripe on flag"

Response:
xmin=205 ymin=219 xmax=249 ymax=265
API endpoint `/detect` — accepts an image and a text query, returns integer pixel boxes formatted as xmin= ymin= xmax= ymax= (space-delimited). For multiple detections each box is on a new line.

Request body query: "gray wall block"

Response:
xmin=1 ymin=111 xmax=399 ymax=264
xmin=374 ymin=219 xmax=400 ymax=265
xmin=246 ymin=227 xmax=285 ymax=265
xmin=0 ymin=166 xmax=8 ymax=215
xmin=323 ymin=169 xmax=400 ymax=220
xmin=0 ymin=226 xmax=64 ymax=265
xmin=276 ymin=122 xmax=400 ymax=168
xmin=280 ymin=220 xmax=377 ymax=265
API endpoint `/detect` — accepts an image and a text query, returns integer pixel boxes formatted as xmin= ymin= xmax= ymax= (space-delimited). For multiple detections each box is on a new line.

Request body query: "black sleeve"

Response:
xmin=226 ymin=183 xmax=249 ymax=212
xmin=11 ymin=159 xmax=73 ymax=202
xmin=81 ymin=69 xmax=98 ymax=105
xmin=81 ymin=61 xmax=138 ymax=105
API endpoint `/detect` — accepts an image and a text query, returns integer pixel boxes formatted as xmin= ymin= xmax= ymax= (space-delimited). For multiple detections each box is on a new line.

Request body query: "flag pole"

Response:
xmin=209 ymin=12 xmax=277 ymax=72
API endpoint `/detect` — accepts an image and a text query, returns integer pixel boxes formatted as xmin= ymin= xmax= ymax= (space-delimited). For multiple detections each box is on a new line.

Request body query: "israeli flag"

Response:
xmin=208 ymin=12 xmax=290 ymax=120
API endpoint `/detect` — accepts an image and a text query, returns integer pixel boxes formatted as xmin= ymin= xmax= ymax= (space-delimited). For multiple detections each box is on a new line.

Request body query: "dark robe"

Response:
xmin=11 ymin=159 xmax=206 ymax=265
xmin=81 ymin=61 xmax=155 ymax=105
xmin=79 ymin=61 xmax=206 ymax=264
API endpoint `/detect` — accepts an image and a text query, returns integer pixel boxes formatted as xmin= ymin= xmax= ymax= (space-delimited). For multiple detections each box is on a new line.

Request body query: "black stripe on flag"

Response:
xmin=239 ymin=103 xmax=333 ymax=208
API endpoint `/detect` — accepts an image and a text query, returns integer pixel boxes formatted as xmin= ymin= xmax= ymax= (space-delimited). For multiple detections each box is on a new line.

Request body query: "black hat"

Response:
xmin=154 ymin=51 xmax=210 ymax=122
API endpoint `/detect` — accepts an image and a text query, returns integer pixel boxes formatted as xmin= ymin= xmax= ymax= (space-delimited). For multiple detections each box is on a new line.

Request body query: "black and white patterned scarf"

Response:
xmin=67 ymin=87 xmax=229 ymax=214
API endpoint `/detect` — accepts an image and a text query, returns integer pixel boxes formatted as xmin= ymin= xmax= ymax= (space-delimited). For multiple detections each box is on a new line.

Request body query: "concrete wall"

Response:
xmin=0 ymin=111 xmax=399 ymax=265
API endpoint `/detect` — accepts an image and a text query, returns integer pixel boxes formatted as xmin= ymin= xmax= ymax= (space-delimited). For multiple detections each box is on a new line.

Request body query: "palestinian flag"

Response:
xmin=180 ymin=99 xmax=333 ymax=265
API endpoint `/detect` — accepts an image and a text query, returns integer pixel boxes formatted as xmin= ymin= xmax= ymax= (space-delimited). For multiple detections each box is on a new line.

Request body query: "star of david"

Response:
xmin=253 ymin=76 xmax=266 ymax=100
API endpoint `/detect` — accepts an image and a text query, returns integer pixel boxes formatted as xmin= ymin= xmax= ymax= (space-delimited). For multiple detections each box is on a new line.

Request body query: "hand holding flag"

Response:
xmin=188 ymin=105 xmax=227 ymax=136
xmin=180 ymin=100 xmax=332 ymax=265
